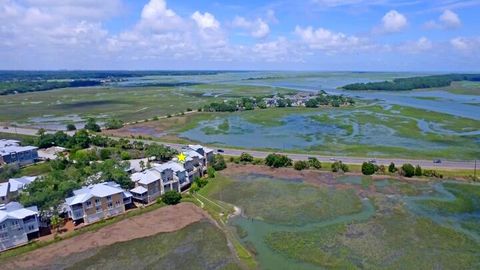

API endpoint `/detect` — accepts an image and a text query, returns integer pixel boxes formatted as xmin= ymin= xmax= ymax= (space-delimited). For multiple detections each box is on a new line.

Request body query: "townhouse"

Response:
xmin=0 ymin=139 xmax=38 ymax=166
xmin=130 ymin=161 xmax=187 ymax=204
xmin=187 ymin=144 xmax=214 ymax=165
xmin=0 ymin=202 xmax=40 ymax=251
xmin=65 ymin=182 xmax=132 ymax=225
xmin=0 ymin=176 xmax=37 ymax=204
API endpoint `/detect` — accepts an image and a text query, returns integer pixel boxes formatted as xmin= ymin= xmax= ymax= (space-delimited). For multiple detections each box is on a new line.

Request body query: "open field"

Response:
xmin=68 ymin=221 xmax=240 ymax=270
xmin=1 ymin=203 xmax=212 ymax=270
xmin=200 ymin=167 xmax=480 ymax=269
xmin=0 ymin=83 xmax=290 ymax=126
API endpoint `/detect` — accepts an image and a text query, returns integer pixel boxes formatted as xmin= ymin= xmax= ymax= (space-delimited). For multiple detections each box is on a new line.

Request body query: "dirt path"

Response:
xmin=3 ymin=203 xmax=209 ymax=270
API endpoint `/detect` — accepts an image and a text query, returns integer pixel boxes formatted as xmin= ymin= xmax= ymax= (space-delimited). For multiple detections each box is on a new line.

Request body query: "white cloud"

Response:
xmin=191 ymin=11 xmax=220 ymax=30
xmin=252 ymin=37 xmax=297 ymax=62
xmin=450 ymin=37 xmax=480 ymax=51
xmin=377 ymin=10 xmax=407 ymax=33
xmin=232 ymin=16 xmax=270 ymax=38
xmin=138 ymin=0 xmax=184 ymax=32
xmin=294 ymin=26 xmax=365 ymax=51
xmin=424 ymin=9 xmax=461 ymax=30
xmin=439 ymin=10 xmax=461 ymax=28
xmin=400 ymin=37 xmax=433 ymax=53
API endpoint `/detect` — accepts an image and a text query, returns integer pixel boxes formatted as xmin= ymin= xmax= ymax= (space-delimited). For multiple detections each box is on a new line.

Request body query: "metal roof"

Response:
xmin=0 ymin=202 xmax=38 ymax=223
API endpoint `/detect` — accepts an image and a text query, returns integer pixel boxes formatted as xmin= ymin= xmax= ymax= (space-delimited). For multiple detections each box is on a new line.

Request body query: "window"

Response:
xmin=107 ymin=202 xmax=113 ymax=209
xmin=0 ymin=232 xmax=8 ymax=242
xmin=96 ymin=206 xmax=102 ymax=213
xmin=85 ymin=201 xmax=92 ymax=209
xmin=0 ymin=223 xmax=6 ymax=231
xmin=11 ymin=220 xmax=21 ymax=230
xmin=106 ymin=195 xmax=112 ymax=202
xmin=95 ymin=198 xmax=100 ymax=204
xmin=28 ymin=225 xmax=35 ymax=231
xmin=115 ymin=201 xmax=121 ymax=207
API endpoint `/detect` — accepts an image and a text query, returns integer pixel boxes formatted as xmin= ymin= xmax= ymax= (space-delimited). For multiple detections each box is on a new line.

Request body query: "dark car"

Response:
xmin=433 ymin=159 xmax=442 ymax=164
xmin=217 ymin=149 xmax=225 ymax=153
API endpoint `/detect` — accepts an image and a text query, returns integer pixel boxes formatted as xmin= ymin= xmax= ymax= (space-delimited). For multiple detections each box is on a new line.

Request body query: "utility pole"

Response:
xmin=474 ymin=160 xmax=477 ymax=180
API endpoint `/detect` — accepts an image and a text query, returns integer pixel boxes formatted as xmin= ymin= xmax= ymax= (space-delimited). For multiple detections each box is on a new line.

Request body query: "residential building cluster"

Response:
xmin=263 ymin=92 xmax=317 ymax=107
xmin=0 ymin=139 xmax=38 ymax=166
xmin=0 ymin=143 xmax=213 ymax=252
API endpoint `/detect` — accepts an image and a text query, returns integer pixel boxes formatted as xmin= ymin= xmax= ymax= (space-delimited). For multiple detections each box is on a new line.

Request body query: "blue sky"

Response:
xmin=0 ymin=0 xmax=479 ymax=71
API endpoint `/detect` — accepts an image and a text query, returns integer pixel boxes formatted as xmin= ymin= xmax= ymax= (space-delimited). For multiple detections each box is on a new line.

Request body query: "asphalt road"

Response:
xmin=1 ymin=125 xmax=477 ymax=171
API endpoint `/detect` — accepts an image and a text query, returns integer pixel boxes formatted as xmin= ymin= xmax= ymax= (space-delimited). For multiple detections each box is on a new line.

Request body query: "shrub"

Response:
xmin=162 ymin=190 xmax=182 ymax=205
xmin=194 ymin=176 xmax=209 ymax=188
xmin=207 ymin=167 xmax=216 ymax=178
xmin=99 ymin=148 xmax=112 ymax=160
xmin=331 ymin=161 xmax=349 ymax=173
xmin=104 ymin=118 xmax=124 ymax=130
xmin=308 ymin=157 xmax=322 ymax=169
xmin=265 ymin=153 xmax=292 ymax=168
xmin=212 ymin=154 xmax=227 ymax=171
xmin=423 ymin=170 xmax=443 ymax=178
xmin=362 ymin=162 xmax=375 ymax=175
xmin=239 ymin=152 xmax=254 ymax=163
xmin=120 ymin=151 xmax=131 ymax=160
xmin=294 ymin=160 xmax=309 ymax=171
xmin=84 ymin=118 xmax=101 ymax=132
xmin=190 ymin=182 xmax=199 ymax=194
xmin=388 ymin=162 xmax=397 ymax=173
xmin=401 ymin=163 xmax=415 ymax=177
xmin=153 ymin=116 xmax=159 ymax=121
xmin=415 ymin=165 xmax=422 ymax=176
xmin=66 ymin=123 xmax=77 ymax=131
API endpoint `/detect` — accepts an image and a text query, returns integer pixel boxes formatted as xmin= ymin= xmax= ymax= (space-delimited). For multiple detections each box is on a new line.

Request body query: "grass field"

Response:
xmin=0 ymin=84 xmax=291 ymax=124
xmin=67 ymin=221 xmax=240 ymax=270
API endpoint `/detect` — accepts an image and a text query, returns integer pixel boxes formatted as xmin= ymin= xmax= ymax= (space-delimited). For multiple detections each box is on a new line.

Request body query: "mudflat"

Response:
xmin=3 ymin=203 xmax=209 ymax=270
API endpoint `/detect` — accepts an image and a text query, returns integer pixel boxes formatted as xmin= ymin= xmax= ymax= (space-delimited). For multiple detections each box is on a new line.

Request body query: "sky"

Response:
xmin=0 ymin=0 xmax=479 ymax=71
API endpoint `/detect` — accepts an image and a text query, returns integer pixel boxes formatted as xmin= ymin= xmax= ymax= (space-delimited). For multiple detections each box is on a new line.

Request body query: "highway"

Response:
xmin=1 ymin=125 xmax=477 ymax=171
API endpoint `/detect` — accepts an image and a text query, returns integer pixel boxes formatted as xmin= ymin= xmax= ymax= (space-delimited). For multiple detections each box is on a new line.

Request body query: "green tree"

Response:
xmin=50 ymin=214 xmax=62 ymax=233
xmin=294 ymin=160 xmax=309 ymax=171
xmin=162 ymin=190 xmax=182 ymax=205
xmin=239 ymin=152 xmax=254 ymax=162
xmin=402 ymin=163 xmax=415 ymax=178
xmin=212 ymin=154 xmax=227 ymax=171
xmin=308 ymin=157 xmax=322 ymax=169
xmin=66 ymin=123 xmax=77 ymax=131
xmin=305 ymin=99 xmax=319 ymax=108
xmin=415 ymin=165 xmax=422 ymax=177
xmin=120 ymin=151 xmax=131 ymax=160
xmin=388 ymin=162 xmax=397 ymax=173
xmin=99 ymin=148 xmax=111 ymax=160
xmin=362 ymin=162 xmax=375 ymax=175
xmin=104 ymin=118 xmax=124 ymax=130
xmin=84 ymin=118 xmax=101 ymax=132
xmin=265 ymin=153 xmax=292 ymax=168
xmin=331 ymin=161 xmax=349 ymax=173
xmin=257 ymin=101 xmax=267 ymax=109
xmin=207 ymin=167 xmax=216 ymax=178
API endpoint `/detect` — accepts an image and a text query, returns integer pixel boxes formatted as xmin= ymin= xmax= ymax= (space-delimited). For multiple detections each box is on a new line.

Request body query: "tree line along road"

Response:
xmin=0 ymin=125 xmax=477 ymax=171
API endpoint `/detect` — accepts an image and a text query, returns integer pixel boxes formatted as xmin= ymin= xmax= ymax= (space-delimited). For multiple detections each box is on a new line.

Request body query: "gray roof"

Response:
xmin=0 ymin=182 xmax=8 ymax=197
xmin=0 ymin=145 xmax=38 ymax=156
xmin=130 ymin=186 xmax=148 ymax=194
xmin=0 ymin=202 xmax=38 ymax=223
xmin=188 ymin=144 xmax=213 ymax=153
xmin=0 ymin=139 xmax=20 ymax=148
xmin=8 ymin=176 xmax=37 ymax=193
xmin=66 ymin=182 xmax=127 ymax=206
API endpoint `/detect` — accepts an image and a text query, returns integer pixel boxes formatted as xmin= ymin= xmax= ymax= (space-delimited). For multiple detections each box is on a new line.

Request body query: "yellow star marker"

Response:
xmin=177 ymin=152 xmax=187 ymax=163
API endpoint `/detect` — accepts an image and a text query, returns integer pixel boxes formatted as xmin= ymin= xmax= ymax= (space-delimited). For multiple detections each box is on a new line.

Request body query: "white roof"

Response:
xmin=130 ymin=186 xmax=148 ymax=194
xmin=0 ymin=182 xmax=8 ymax=197
xmin=0 ymin=145 xmax=38 ymax=156
xmin=184 ymin=150 xmax=204 ymax=161
xmin=127 ymin=158 xmax=149 ymax=173
xmin=154 ymin=161 xmax=186 ymax=173
xmin=8 ymin=176 xmax=37 ymax=193
xmin=131 ymin=170 xmax=161 ymax=185
xmin=0 ymin=202 xmax=38 ymax=223
xmin=65 ymin=182 xmax=126 ymax=206
xmin=0 ymin=139 xmax=20 ymax=148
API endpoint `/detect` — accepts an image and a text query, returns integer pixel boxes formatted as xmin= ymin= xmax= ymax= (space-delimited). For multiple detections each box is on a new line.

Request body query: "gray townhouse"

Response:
xmin=0 ymin=139 xmax=38 ymax=166
xmin=0 ymin=202 xmax=40 ymax=251
xmin=64 ymin=182 xmax=132 ymax=225
xmin=0 ymin=176 xmax=37 ymax=205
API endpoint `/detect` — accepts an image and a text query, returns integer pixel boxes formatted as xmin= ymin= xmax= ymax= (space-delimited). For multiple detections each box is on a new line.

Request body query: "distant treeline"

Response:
xmin=0 ymin=70 xmax=225 ymax=81
xmin=342 ymin=74 xmax=480 ymax=91
xmin=0 ymin=80 xmax=101 ymax=95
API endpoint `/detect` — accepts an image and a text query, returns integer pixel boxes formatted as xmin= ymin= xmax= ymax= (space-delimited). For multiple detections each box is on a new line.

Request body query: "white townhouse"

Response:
xmin=0 ymin=202 xmax=40 ymax=251
xmin=0 ymin=176 xmax=37 ymax=204
xmin=187 ymin=144 xmax=214 ymax=165
xmin=64 ymin=182 xmax=132 ymax=225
